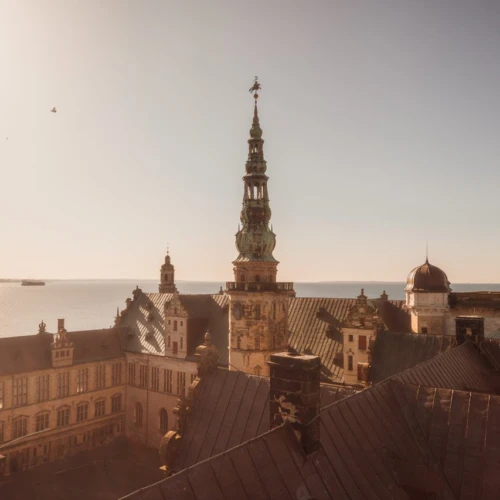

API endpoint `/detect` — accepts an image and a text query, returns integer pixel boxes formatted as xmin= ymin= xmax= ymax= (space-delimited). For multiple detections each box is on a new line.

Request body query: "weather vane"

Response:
xmin=249 ymin=76 xmax=261 ymax=103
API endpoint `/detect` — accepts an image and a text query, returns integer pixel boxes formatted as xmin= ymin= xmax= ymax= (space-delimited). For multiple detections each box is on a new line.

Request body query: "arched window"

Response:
xmin=134 ymin=403 xmax=143 ymax=426
xmin=159 ymin=408 xmax=168 ymax=434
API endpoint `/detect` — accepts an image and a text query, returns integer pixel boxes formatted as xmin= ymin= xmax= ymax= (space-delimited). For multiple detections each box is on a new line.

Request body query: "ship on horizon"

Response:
xmin=21 ymin=280 xmax=46 ymax=286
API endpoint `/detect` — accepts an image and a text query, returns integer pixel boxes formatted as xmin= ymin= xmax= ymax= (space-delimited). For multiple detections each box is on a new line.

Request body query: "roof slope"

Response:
xmin=370 ymin=330 xmax=455 ymax=384
xmin=126 ymin=378 xmax=500 ymax=499
xmin=288 ymin=297 xmax=355 ymax=381
xmin=288 ymin=297 xmax=410 ymax=382
xmin=120 ymin=292 xmax=229 ymax=364
xmin=0 ymin=328 xmax=124 ymax=376
xmin=175 ymin=369 xmax=356 ymax=472
xmin=393 ymin=342 xmax=500 ymax=393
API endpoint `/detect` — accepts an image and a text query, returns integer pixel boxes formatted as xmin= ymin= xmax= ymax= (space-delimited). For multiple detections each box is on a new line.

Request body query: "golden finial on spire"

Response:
xmin=249 ymin=76 xmax=261 ymax=103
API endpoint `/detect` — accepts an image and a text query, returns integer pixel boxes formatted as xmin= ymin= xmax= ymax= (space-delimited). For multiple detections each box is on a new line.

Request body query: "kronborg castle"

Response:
xmin=1 ymin=81 xmax=500 ymax=499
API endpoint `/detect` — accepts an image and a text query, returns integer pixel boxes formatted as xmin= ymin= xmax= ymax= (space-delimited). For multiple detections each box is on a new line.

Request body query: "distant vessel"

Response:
xmin=21 ymin=280 xmax=45 ymax=286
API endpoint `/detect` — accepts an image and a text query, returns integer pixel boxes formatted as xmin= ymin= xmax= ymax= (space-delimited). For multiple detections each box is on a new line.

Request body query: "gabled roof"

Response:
xmin=174 ymin=368 xmax=356 ymax=472
xmin=288 ymin=297 xmax=409 ymax=382
xmin=370 ymin=330 xmax=455 ymax=384
xmin=0 ymin=329 xmax=124 ymax=376
xmin=392 ymin=341 xmax=500 ymax=393
xmin=119 ymin=292 xmax=229 ymax=364
xmin=125 ymin=378 xmax=500 ymax=499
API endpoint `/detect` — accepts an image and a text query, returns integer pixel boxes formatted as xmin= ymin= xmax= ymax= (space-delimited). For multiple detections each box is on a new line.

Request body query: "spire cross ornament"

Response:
xmin=249 ymin=76 xmax=261 ymax=103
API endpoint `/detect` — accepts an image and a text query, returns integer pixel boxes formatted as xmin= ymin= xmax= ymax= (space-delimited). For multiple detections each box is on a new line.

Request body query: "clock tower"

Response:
xmin=226 ymin=78 xmax=295 ymax=376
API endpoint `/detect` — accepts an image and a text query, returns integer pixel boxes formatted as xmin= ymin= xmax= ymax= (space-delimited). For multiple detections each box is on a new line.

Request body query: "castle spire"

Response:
xmin=159 ymin=248 xmax=177 ymax=294
xmin=234 ymin=77 xmax=277 ymax=267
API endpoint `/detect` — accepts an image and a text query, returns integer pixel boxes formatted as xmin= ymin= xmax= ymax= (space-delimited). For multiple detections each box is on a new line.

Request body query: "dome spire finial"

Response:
xmin=425 ymin=241 xmax=429 ymax=263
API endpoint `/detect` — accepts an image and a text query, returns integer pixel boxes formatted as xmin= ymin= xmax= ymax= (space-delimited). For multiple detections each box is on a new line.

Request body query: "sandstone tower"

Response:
xmin=159 ymin=250 xmax=177 ymax=294
xmin=226 ymin=78 xmax=295 ymax=376
xmin=405 ymin=258 xmax=451 ymax=335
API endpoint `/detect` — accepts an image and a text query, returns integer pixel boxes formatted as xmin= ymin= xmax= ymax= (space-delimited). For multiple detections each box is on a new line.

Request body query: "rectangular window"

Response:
xmin=166 ymin=370 xmax=173 ymax=393
xmin=421 ymin=327 xmax=428 ymax=334
xmin=56 ymin=372 xmax=70 ymax=398
xmin=180 ymin=337 xmax=183 ymax=349
xmin=127 ymin=362 xmax=136 ymax=385
xmin=13 ymin=378 xmax=28 ymax=407
xmin=76 ymin=368 xmax=88 ymax=393
xmin=255 ymin=336 xmax=260 ymax=350
xmin=255 ymin=304 xmax=261 ymax=320
xmin=190 ymin=373 xmax=196 ymax=384
xmin=57 ymin=408 xmax=70 ymax=427
xmin=36 ymin=413 xmax=49 ymax=432
xmin=348 ymin=335 xmax=354 ymax=342
xmin=348 ymin=355 xmax=353 ymax=371
xmin=12 ymin=417 xmax=28 ymax=439
xmin=95 ymin=400 xmax=105 ymax=418
xmin=176 ymin=372 xmax=186 ymax=396
xmin=173 ymin=320 xmax=178 ymax=331
xmin=167 ymin=336 xmax=171 ymax=348
xmin=358 ymin=335 xmax=367 ymax=350
xmin=112 ymin=363 xmax=122 ymax=386
xmin=139 ymin=365 xmax=148 ymax=388
xmin=77 ymin=404 xmax=88 ymax=422
xmin=111 ymin=394 xmax=122 ymax=413
xmin=95 ymin=365 xmax=106 ymax=390
xmin=0 ymin=381 xmax=4 ymax=409
xmin=173 ymin=342 xmax=178 ymax=355
xmin=0 ymin=422 xmax=3 ymax=442
xmin=151 ymin=367 xmax=159 ymax=391
xmin=36 ymin=375 xmax=50 ymax=402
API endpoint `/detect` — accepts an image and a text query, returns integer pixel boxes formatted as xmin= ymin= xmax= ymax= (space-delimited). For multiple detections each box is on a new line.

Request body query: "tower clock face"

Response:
xmin=233 ymin=302 xmax=244 ymax=320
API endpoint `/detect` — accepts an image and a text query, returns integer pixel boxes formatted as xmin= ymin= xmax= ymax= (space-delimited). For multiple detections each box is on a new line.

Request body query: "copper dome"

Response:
xmin=405 ymin=259 xmax=451 ymax=293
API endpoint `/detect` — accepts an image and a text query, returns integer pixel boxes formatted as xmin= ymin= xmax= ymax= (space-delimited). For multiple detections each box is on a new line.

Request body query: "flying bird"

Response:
xmin=51 ymin=107 xmax=57 ymax=113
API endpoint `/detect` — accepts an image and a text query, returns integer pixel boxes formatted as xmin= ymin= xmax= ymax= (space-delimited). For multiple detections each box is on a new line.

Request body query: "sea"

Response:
xmin=1 ymin=280 xmax=500 ymax=338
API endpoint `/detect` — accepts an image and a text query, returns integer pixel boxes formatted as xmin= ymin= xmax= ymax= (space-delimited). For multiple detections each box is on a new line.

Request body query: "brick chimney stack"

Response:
xmin=57 ymin=318 xmax=65 ymax=332
xmin=268 ymin=352 xmax=321 ymax=454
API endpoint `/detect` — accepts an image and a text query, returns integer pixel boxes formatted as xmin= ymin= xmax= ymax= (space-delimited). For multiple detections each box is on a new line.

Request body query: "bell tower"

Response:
xmin=159 ymin=249 xmax=177 ymax=294
xmin=226 ymin=78 xmax=295 ymax=376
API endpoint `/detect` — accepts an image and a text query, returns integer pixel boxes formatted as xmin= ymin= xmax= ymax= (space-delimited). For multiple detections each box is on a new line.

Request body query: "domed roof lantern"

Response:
xmin=405 ymin=258 xmax=451 ymax=293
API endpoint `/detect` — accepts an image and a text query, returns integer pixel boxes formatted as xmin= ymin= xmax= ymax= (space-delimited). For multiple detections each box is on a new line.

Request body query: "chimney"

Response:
xmin=268 ymin=352 xmax=321 ymax=454
xmin=57 ymin=318 xmax=65 ymax=332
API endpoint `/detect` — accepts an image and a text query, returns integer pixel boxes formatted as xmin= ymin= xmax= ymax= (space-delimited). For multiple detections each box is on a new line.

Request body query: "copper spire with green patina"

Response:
xmin=234 ymin=77 xmax=277 ymax=263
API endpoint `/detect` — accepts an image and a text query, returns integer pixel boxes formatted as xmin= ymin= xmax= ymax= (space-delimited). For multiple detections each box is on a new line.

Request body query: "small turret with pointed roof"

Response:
xmin=159 ymin=248 xmax=178 ymax=293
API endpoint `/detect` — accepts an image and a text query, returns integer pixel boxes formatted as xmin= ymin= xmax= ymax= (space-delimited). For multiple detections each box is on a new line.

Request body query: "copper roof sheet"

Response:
xmin=370 ymin=330 xmax=455 ymax=384
xmin=393 ymin=342 xmax=500 ymax=393
xmin=175 ymin=369 xmax=356 ymax=472
xmin=129 ymin=377 xmax=500 ymax=499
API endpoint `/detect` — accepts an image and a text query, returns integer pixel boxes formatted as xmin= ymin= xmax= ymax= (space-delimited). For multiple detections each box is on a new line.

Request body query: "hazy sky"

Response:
xmin=1 ymin=1 xmax=500 ymax=283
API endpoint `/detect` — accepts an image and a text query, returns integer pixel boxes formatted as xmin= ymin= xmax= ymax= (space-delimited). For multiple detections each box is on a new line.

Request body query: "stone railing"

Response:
xmin=226 ymin=281 xmax=294 ymax=292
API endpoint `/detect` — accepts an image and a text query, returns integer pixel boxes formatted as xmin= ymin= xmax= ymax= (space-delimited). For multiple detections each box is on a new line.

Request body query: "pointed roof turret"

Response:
xmin=234 ymin=77 xmax=277 ymax=263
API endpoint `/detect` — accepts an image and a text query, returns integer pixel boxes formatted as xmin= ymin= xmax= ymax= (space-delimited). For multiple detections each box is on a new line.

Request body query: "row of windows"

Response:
xmin=133 ymin=404 xmax=169 ymax=434
xmin=0 ymin=363 xmax=123 ymax=409
xmin=127 ymin=364 xmax=193 ymax=396
xmin=166 ymin=319 xmax=184 ymax=330
xmin=347 ymin=335 xmax=367 ymax=350
xmin=1 ymin=395 xmax=122 ymax=442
